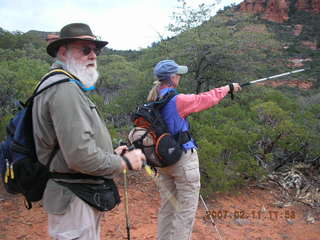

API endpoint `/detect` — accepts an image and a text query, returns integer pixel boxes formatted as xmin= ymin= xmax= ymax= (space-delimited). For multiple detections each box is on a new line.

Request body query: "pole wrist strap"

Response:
xmin=228 ymin=83 xmax=234 ymax=100
xmin=122 ymin=156 xmax=133 ymax=170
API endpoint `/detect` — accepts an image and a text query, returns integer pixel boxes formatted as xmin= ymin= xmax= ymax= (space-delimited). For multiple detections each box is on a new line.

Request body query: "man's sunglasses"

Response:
xmin=70 ymin=46 xmax=102 ymax=56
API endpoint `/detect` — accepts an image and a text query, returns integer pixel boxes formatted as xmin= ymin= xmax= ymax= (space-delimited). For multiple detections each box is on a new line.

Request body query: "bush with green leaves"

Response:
xmin=189 ymin=86 xmax=320 ymax=194
xmin=0 ymin=57 xmax=49 ymax=140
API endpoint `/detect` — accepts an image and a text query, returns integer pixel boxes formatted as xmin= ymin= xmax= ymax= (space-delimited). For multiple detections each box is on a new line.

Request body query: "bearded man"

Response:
xmin=32 ymin=23 xmax=145 ymax=240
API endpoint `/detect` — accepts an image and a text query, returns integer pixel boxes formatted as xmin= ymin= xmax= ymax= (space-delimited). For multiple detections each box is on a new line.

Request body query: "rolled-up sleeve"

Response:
xmin=50 ymin=83 xmax=122 ymax=176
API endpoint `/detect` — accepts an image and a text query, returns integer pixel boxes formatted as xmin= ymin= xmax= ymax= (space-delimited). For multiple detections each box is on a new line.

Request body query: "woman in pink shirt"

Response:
xmin=148 ymin=59 xmax=241 ymax=240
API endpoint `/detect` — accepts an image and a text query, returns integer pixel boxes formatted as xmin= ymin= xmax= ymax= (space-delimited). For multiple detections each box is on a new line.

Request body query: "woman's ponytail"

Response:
xmin=147 ymin=80 xmax=161 ymax=102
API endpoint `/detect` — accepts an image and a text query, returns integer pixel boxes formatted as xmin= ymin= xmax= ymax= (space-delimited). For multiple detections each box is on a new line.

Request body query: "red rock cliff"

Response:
xmin=240 ymin=0 xmax=320 ymax=23
xmin=296 ymin=0 xmax=320 ymax=13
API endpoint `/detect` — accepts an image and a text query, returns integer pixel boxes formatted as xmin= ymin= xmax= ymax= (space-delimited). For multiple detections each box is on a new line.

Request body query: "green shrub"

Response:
xmin=189 ymin=87 xmax=319 ymax=195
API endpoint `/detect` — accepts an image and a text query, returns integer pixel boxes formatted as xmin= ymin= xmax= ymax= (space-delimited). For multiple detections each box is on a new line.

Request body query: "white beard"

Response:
xmin=65 ymin=53 xmax=99 ymax=89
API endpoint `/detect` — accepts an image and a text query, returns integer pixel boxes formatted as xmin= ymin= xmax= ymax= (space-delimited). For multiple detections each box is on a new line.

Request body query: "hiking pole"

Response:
xmin=143 ymin=164 xmax=181 ymax=212
xmin=125 ymin=143 xmax=181 ymax=211
xmin=123 ymin=168 xmax=131 ymax=240
xmin=119 ymin=141 xmax=132 ymax=240
xmin=200 ymin=194 xmax=223 ymax=240
xmin=240 ymin=68 xmax=306 ymax=87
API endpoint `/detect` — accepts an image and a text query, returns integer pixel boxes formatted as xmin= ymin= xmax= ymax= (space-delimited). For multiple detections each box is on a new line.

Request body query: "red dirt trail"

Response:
xmin=1 ymin=171 xmax=320 ymax=240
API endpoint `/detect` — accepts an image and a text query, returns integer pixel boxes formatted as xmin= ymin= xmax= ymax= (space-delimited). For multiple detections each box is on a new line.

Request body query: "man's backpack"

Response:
xmin=0 ymin=69 xmax=73 ymax=209
xmin=129 ymin=91 xmax=188 ymax=168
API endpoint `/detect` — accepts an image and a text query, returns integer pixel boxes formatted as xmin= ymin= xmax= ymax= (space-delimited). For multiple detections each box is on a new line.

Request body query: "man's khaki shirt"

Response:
xmin=32 ymin=73 xmax=122 ymax=214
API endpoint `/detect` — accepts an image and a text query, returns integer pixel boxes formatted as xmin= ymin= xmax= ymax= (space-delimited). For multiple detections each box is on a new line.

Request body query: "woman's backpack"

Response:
xmin=129 ymin=91 xmax=184 ymax=167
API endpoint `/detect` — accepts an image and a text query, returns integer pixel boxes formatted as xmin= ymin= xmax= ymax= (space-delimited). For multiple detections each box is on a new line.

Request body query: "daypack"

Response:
xmin=129 ymin=91 xmax=192 ymax=167
xmin=0 ymin=69 xmax=74 ymax=209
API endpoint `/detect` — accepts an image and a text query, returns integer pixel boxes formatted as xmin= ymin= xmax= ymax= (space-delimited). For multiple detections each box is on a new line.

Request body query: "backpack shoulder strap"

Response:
xmin=26 ymin=69 xmax=79 ymax=105
xmin=156 ymin=90 xmax=177 ymax=109
xmin=32 ymin=79 xmax=70 ymax=98
xmin=34 ymin=68 xmax=79 ymax=93
xmin=41 ymin=68 xmax=77 ymax=81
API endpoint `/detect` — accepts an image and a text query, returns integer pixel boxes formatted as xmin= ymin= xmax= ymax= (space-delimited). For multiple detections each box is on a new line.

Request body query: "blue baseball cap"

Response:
xmin=154 ymin=60 xmax=188 ymax=81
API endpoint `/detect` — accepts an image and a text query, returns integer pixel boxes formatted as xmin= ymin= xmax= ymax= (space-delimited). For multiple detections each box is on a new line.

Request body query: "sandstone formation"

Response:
xmin=240 ymin=0 xmax=320 ymax=23
xmin=296 ymin=0 xmax=320 ymax=14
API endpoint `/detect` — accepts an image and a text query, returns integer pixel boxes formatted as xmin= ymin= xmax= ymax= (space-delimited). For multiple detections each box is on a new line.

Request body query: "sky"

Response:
xmin=0 ymin=0 xmax=243 ymax=50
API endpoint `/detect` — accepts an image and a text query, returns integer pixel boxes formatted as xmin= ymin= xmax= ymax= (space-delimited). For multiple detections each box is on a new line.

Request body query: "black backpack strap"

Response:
xmin=50 ymin=172 xmax=105 ymax=180
xmin=33 ymin=79 xmax=70 ymax=98
xmin=156 ymin=90 xmax=177 ymax=110
xmin=34 ymin=68 xmax=79 ymax=94
xmin=174 ymin=131 xmax=192 ymax=145
xmin=25 ymin=79 xmax=70 ymax=106
xmin=157 ymin=90 xmax=177 ymax=102
xmin=46 ymin=144 xmax=60 ymax=168
xmin=25 ymin=69 xmax=78 ymax=106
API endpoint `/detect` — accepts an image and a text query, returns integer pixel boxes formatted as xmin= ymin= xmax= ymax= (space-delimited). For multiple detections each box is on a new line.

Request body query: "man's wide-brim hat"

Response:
xmin=47 ymin=23 xmax=108 ymax=57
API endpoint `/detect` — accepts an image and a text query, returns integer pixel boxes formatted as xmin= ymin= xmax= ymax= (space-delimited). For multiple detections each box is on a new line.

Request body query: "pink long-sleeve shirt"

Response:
xmin=175 ymin=86 xmax=230 ymax=118
xmin=159 ymin=85 xmax=230 ymax=150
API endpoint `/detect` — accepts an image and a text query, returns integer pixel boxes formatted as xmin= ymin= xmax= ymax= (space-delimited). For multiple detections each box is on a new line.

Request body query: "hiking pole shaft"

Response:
xmin=240 ymin=68 xmax=306 ymax=87
xmin=200 ymin=194 xmax=223 ymax=240
xmin=144 ymin=164 xmax=181 ymax=211
xmin=123 ymin=168 xmax=131 ymax=240
xmin=125 ymin=142 xmax=182 ymax=211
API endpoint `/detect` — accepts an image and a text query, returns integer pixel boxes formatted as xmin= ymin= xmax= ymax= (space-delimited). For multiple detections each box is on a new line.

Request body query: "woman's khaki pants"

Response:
xmin=157 ymin=149 xmax=201 ymax=240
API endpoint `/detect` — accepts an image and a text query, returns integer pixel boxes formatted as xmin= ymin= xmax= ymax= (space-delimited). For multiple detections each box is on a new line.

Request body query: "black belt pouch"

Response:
xmin=58 ymin=179 xmax=121 ymax=211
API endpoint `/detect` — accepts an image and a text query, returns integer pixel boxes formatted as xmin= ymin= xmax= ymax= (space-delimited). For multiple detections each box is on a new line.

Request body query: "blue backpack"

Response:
xmin=0 ymin=69 xmax=73 ymax=209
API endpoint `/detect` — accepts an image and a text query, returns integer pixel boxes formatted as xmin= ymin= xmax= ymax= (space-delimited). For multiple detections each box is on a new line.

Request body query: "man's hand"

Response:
xmin=121 ymin=149 xmax=146 ymax=171
xmin=114 ymin=145 xmax=129 ymax=155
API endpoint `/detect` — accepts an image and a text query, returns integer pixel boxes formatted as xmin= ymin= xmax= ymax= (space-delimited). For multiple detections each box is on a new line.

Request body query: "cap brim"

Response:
xmin=47 ymin=38 xmax=108 ymax=57
xmin=176 ymin=66 xmax=188 ymax=75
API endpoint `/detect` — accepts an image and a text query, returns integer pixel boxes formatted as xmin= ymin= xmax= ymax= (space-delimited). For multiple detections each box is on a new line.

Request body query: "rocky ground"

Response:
xmin=1 ymin=170 xmax=320 ymax=240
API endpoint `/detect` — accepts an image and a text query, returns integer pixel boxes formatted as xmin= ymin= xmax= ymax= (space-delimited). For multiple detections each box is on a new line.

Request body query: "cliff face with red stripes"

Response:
xmin=239 ymin=0 xmax=320 ymax=22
